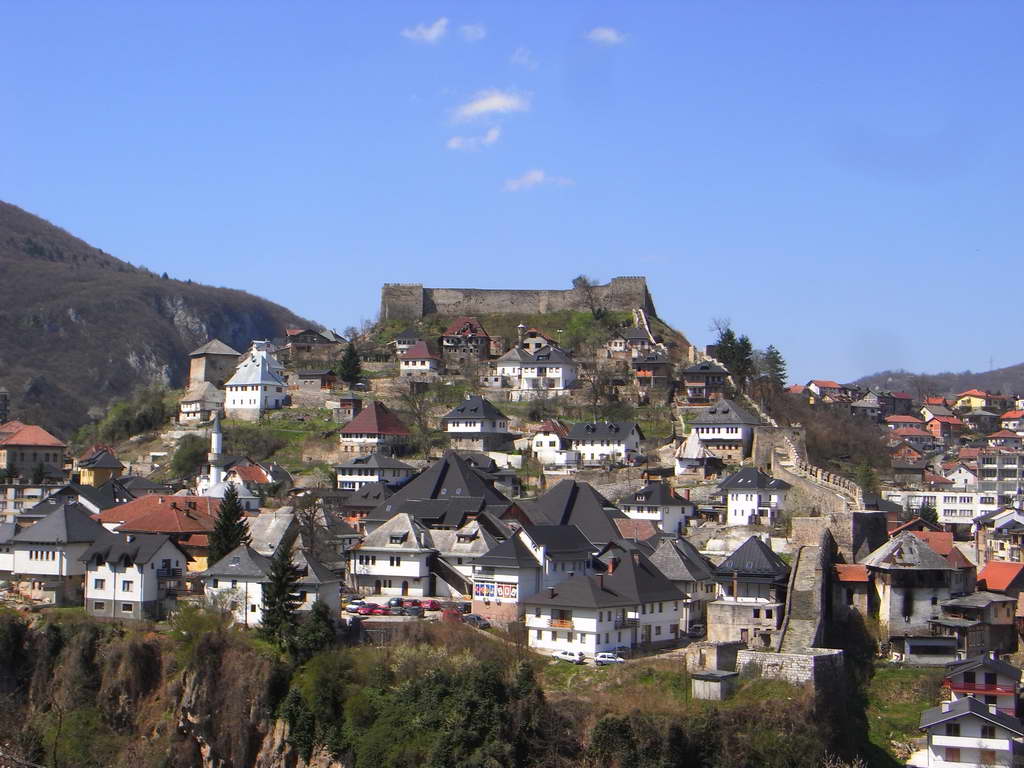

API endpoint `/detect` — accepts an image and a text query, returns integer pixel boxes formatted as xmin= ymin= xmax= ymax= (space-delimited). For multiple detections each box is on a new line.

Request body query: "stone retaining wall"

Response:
xmin=736 ymin=648 xmax=844 ymax=688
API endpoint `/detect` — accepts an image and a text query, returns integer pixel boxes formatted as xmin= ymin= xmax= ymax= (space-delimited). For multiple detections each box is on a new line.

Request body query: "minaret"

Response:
xmin=209 ymin=411 xmax=225 ymax=487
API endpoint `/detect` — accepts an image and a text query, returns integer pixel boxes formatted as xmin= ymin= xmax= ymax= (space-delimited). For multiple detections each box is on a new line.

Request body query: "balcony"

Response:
xmin=930 ymin=734 xmax=1012 ymax=750
xmin=157 ymin=568 xmax=183 ymax=578
xmin=614 ymin=617 xmax=639 ymax=629
xmin=548 ymin=618 xmax=574 ymax=629
xmin=943 ymin=680 xmax=1017 ymax=695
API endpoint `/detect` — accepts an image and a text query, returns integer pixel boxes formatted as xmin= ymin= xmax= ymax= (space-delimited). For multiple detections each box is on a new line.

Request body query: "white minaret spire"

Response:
xmin=209 ymin=411 xmax=224 ymax=487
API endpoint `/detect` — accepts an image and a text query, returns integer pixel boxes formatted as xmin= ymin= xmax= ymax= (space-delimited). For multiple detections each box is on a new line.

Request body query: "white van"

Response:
xmin=552 ymin=649 xmax=586 ymax=665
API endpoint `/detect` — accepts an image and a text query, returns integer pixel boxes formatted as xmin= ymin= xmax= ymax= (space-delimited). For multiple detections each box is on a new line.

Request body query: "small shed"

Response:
xmin=691 ymin=670 xmax=739 ymax=701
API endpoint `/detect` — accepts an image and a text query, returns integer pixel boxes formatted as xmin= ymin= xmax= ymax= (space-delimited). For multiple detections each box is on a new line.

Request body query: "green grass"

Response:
xmin=865 ymin=664 xmax=943 ymax=758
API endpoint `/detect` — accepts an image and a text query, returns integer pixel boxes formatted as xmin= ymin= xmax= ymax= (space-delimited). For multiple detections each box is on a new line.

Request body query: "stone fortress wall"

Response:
xmin=379 ymin=277 xmax=657 ymax=322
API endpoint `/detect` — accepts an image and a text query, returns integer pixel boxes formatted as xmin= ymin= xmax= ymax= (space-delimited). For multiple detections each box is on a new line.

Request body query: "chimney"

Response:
xmin=631 ymin=551 xmax=640 ymax=566
xmin=125 ymin=534 xmax=135 ymax=543
xmin=598 ymin=574 xmax=604 ymax=589
xmin=608 ymin=557 xmax=618 ymax=574
xmin=990 ymin=704 xmax=999 ymax=715
xmin=548 ymin=587 xmax=555 ymax=598
xmin=941 ymin=701 xmax=951 ymax=713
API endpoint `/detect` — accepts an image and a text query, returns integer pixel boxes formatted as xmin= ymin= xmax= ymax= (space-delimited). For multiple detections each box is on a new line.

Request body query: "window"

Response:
xmin=753 ymin=609 xmax=761 ymax=618
xmin=121 ymin=603 xmax=133 ymax=613
xmin=93 ymin=578 xmax=105 ymax=589
xmin=981 ymin=725 xmax=996 ymax=740
xmin=212 ymin=579 xmax=219 ymax=588
xmin=535 ymin=607 xmax=541 ymax=617
xmin=231 ymin=580 xmax=238 ymax=589
xmin=250 ymin=604 xmax=257 ymax=612
xmin=944 ymin=724 xmax=960 ymax=737
xmin=121 ymin=580 xmax=133 ymax=592
xmin=93 ymin=602 xmax=105 ymax=611
xmin=536 ymin=630 xmax=542 ymax=639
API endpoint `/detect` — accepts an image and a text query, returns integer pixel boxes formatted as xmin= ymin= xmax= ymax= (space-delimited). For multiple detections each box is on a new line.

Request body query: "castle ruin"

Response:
xmin=379 ymin=276 xmax=657 ymax=322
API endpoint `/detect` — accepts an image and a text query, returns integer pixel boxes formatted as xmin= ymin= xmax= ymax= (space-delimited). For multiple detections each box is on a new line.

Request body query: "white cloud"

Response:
xmin=401 ymin=17 xmax=448 ymax=44
xmin=585 ymin=26 xmax=625 ymax=45
xmin=446 ymin=126 xmax=501 ymax=151
xmin=460 ymin=24 xmax=486 ymax=42
xmin=511 ymin=47 xmax=539 ymax=70
xmin=504 ymin=169 xmax=574 ymax=191
xmin=454 ymin=89 xmax=530 ymax=121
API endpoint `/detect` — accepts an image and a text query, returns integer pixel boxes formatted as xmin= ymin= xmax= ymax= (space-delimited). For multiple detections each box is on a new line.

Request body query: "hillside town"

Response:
xmin=2 ymin=278 xmax=1024 ymax=767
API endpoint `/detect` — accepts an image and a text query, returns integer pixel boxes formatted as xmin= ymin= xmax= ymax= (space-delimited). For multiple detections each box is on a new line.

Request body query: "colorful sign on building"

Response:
xmin=473 ymin=581 xmax=518 ymax=600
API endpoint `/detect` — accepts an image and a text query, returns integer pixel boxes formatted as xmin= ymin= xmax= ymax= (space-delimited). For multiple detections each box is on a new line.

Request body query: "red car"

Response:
xmin=421 ymin=599 xmax=441 ymax=611
xmin=370 ymin=606 xmax=391 ymax=616
xmin=402 ymin=598 xmax=422 ymax=608
xmin=356 ymin=603 xmax=380 ymax=616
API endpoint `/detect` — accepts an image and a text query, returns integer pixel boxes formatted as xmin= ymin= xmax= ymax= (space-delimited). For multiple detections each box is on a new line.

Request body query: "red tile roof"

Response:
xmin=613 ymin=518 xmax=658 ymax=542
xmin=890 ymin=516 xmax=943 ymax=534
xmin=890 ymin=392 xmax=914 ymax=400
xmin=1001 ymin=410 xmax=1024 ymax=420
xmin=810 ymin=380 xmax=842 ymax=389
xmin=925 ymin=397 xmax=949 ymax=406
xmin=928 ymin=416 xmax=964 ymax=425
xmin=95 ymin=495 xmax=219 ymax=528
xmin=0 ymin=421 xmax=66 ymax=448
xmin=536 ymin=419 xmax=570 ymax=439
xmin=892 ymin=427 xmax=932 ymax=438
xmin=340 ymin=401 xmax=410 ymax=436
xmin=886 ymin=415 xmax=924 ymax=424
xmin=834 ymin=564 xmax=869 ymax=583
xmin=923 ymin=472 xmax=954 ymax=486
xmin=988 ymin=430 xmax=1021 ymax=439
xmin=958 ymin=389 xmax=990 ymax=398
xmin=959 ymin=447 xmax=981 ymax=460
xmin=978 ymin=561 xmax=1024 ymax=593
xmin=228 ymin=465 xmax=271 ymax=484
xmin=400 ymin=341 xmax=440 ymax=361
xmin=442 ymin=316 xmax=490 ymax=338
xmin=908 ymin=530 xmax=954 ymax=556
xmin=786 ymin=385 xmax=807 ymax=394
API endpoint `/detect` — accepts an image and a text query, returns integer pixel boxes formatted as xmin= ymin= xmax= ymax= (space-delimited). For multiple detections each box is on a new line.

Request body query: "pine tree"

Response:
xmin=854 ymin=461 xmax=880 ymax=496
xmin=762 ymin=345 xmax=788 ymax=390
xmin=294 ymin=599 xmax=335 ymax=661
xmin=260 ymin=534 xmax=302 ymax=649
xmin=338 ymin=342 xmax=362 ymax=386
xmin=208 ymin=485 xmax=250 ymax=565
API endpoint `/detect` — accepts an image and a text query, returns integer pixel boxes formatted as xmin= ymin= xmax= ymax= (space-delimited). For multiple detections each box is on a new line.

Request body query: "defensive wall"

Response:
xmin=379 ymin=277 xmax=657 ymax=322
xmin=736 ymin=648 xmax=845 ymax=688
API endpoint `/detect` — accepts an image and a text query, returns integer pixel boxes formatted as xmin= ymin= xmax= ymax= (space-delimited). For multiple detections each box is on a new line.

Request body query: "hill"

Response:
xmin=849 ymin=363 xmax=1024 ymax=399
xmin=0 ymin=201 xmax=313 ymax=435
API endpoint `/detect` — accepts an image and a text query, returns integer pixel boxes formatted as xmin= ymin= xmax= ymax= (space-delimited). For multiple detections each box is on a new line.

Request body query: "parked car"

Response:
xmin=402 ymin=598 xmax=421 ymax=608
xmin=421 ymin=599 xmax=442 ymax=611
xmin=552 ymin=650 xmax=586 ymax=665
xmin=401 ymin=606 xmax=425 ymax=618
xmin=387 ymin=597 xmax=405 ymax=609
xmin=463 ymin=614 xmax=491 ymax=629
xmin=344 ymin=599 xmax=366 ymax=614
xmin=370 ymin=606 xmax=392 ymax=616
xmin=594 ymin=652 xmax=625 ymax=666
xmin=688 ymin=623 xmax=705 ymax=638
xmin=356 ymin=603 xmax=380 ymax=616
xmin=443 ymin=601 xmax=472 ymax=614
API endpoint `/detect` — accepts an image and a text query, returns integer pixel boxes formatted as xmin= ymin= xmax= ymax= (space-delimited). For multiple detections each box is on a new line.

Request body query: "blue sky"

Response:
xmin=3 ymin=2 xmax=1021 ymax=385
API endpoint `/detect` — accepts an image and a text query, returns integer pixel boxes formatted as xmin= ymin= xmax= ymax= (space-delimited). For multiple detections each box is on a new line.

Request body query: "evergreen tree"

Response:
xmin=260 ymin=533 xmax=302 ymax=649
xmin=208 ymin=485 xmax=250 ymax=565
xmin=734 ymin=334 xmax=755 ymax=388
xmin=294 ymin=599 xmax=336 ymax=661
xmin=338 ymin=342 xmax=362 ymax=386
xmin=854 ymin=461 xmax=880 ymax=496
xmin=762 ymin=345 xmax=788 ymax=390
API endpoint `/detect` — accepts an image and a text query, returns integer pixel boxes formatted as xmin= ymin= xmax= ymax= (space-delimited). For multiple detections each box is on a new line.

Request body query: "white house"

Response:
xmin=338 ymin=401 xmax=411 ymax=456
xmin=0 ymin=522 xmax=16 ymax=574
xmin=81 ymin=533 xmax=188 ymax=620
xmin=487 ymin=346 xmax=577 ymax=401
xmin=522 ymin=548 xmax=684 ymax=657
xmin=11 ymin=502 xmax=108 ymax=605
xmin=530 ymin=419 xmax=579 ymax=468
xmin=334 ymin=453 xmax=415 ymax=491
xmin=883 ymin=489 xmax=1001 ymax=531
xmin=619 ymin=482 xmax=695 ymax=535
xmin=944 ymin=463 xmax=980 ymax=490
xmin=944 ymin=654 xmax=1021 ymax=716
xmin=441 ymin=395 xmax=518 ymax=452
xmin=674 ymin=432 xmax=717 ymax=478
xmin=203 ymin=544 xmax=341 ymax=627
xmin=717 ymin=468 xmax=792 ymax=528
xmin=1000 ymin=410 xmax=1024 ymax=435
xmin=566 ymin=422 xmax=644 ymax=466
xmin=689 ymin=400 xmax=760 ymax=463
xmin=224 ymin=342 xmax=287 ymax=421
xmin=350 ymin=513 xmax=439 ymax=598
xmin=398 ymin=341 xmax=443 ymax=378
xmin=915 ymin=696 xmax=1024 ymax=768
xmin=648 ymin=537 xmax=717 ymax=631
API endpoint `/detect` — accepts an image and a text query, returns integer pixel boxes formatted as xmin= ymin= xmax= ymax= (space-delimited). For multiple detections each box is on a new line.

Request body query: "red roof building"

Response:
xmin=834 ymin=564 xmax=869 ymax=583
xmin=339 ymin=401 xmax=410 ymax=455
xmin=885 ymin=414 xmax=925 ymax=426
xmin=978 ymin=562 xmax=1024 ymax=595
xmin=0 ymin=420 xmax=68 ymax=479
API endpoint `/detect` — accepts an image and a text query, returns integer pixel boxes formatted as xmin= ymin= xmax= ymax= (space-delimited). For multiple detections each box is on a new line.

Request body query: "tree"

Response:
xmin=260 ymin=533 xmax=302 ymax=649
xmin=294 ymin=600 xmax=336 ymax=662
xmin=918 ymin=505 xmax=938 ymax=526
xmin=338 ymin=342 xmax=362 ymax=386
xmin=208 ymin=485 xmax=250 ymax=565
xmin=853 ymin=461 xmax=880 ymax=496
xmin=762 ymin=345 xmax=788 ymax=390
xmin=171 ymin=433 xmax=208 ymax=478
xmin=573 ymin=274 xmax=605 ymax=319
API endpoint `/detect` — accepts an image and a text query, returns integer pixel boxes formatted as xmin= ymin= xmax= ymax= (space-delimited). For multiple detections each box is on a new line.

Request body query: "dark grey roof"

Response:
xmin=190 ymin=339 xmax=241 ymax=357
xmin=377 ymin=497 xmax=488 ymax=528
xmin=0 ymin=522 xmax=17 ymax=545
xmin=717 ymin=467 xmax=792 ymax=492
xmin=715 ymin=536 xmax=789 ymax=582
xmin=631 ymin=352 xmax=670 ymax=367
xmin=78 ymin=450 xmax=124 ymax=470
xmin=622 ymin=482 xmax=688 ymax=508
xmin=649 ymin=537 xmax=715 ymax=582
xmin=118 ymin=476 xmax=166 ymax=493
xmin=333 ymin=453 xmax=415 ymax=471
xmin=442 ymin=395 xmax=509 ymax=423
xmin=13 ymin=502 xmax=107 ymax=544
xmin=941 ymin=591 xmax=1015 ymax=609
xmin=682 ymin=361 xmax=729 ymax=375
xmin=394 ymin=327 xmax=422 ymax=341
xmin=521 ymin=480 xmax=626 ymax=547
xmin=690 ymin=399 xmax=760 ymax=427
xmin=566 ymin=422 xmax=644 ymax=440
xmin=862 ymin=532 xmax=955 ymax=571
xmin=474 ymin=536 xmax=539 ymax=568
xmin=532 ymin=345 xmax=574 ymax=364
xmin=204 ymin=545 xmax=273 ymax=578
xmin=945 ymin=654 xmax=1022 ymax=682
xmin=523 ymin=524 xmax=593 ymax=555
xmin=79 ymin=532 xmax=182 ymax=565
xmin=343 ymin=481 xmax=396 ymax=509
xmin=522 ymin=551 xmax=684 ymax=609
xmin=919 ymin=695 xmax=1024 ymax=735
xmin=616 ymin=328 xmax=650 ymax=341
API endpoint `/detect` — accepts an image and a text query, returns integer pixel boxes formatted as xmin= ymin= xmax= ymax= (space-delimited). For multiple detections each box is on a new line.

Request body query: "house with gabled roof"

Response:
xmin=339 ymin=400 xmax=410 ymax=456
xmin=605 ymin=327 xmax=653 ymax=359
xmin=441 ymin=394 xmax=518 ymax=451
xmin=97 ymin=495 xmax=219 ymax=570
xmin=204 ymin=543 xmax=340 ymax=625
xmin=708 ymin=536 xmax=790 ymax=648
xmin=334 ymin=453 xmax=415 ymax=491
xmin=224 ymin=343 xmax=287 ymax=420
xmin=717 ymin=468 xmax=791 ymax=528
xmin=943 ymin=653 xmax=1022 ymax=716
xmin=75 ymin=448 xmax=125 ymax=487
xmin=11 ymin=501 xmax=108 ymax=604
xmin=619 ymin=482 xmax=695 ymax=535
xmin=632 ymin=352 xmax=672 ymax=392
xmin=530 ymin=418 xmax=576 ymax=468
xmin=280 ymin=328 xmax=347 ymax=361
xmin=521 ymin=479 xmax=626 ymax=549
xmin=398 ymin=340 xmax=443 ymax=379
xmin=178 ymin=380 xmax=225 ymax=424
xmin=441 ymin=317 xmax=491 ymax=364
xmin=680 ymin=361 xmax=729 ymax=404
xmin=649 ymin=537 xmax=717 ymax=630
xmin=522 ymin=547 xmax=684 ymax=656
xmin=689 ymin=400 xmax=759 ymax=462
xmin=567 ymin=421 xmax=644 ymax=466
xmin=931 ymin=591 xmax=1017 ymax=658
xmin=487 ymin=345 xmax=578 ymax=401
xmin=916 ymin=695 xmax=1024 ymax=768
xmin=81 ymin=532 xmax=189 ymax=620
xmin=0 ymin=421 xmax=67 ymax=482
xmin=187 ymin=339 xmax=241 ymax=388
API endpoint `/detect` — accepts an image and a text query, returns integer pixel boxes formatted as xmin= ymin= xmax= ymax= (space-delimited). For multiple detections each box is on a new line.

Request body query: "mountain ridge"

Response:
xmin=0 ymin=200 xmax=315 ymax=435
xmin=848 ymin=362 xmax=1024 ymax=399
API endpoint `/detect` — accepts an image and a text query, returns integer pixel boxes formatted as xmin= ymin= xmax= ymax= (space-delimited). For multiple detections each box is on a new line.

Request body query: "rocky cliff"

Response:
xmin=0 ymin=201 xmax=313 ymax=435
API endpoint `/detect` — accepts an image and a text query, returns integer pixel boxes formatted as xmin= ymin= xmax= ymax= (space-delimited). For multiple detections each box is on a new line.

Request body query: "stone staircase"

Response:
xmin=778 ymin=543 xmax=824 ymax=653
